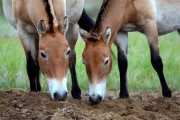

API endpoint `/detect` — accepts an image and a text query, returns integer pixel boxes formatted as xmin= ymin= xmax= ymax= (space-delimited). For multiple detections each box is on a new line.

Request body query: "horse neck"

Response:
xmin=28 ymin=0 xmax=65 ymax=29
xmin=98 ymin=0 xmax=133 ymax=45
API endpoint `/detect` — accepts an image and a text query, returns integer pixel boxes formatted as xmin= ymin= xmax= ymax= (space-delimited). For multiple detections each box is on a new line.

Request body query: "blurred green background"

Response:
xmin=0 ymin=0 xmax=179 ymax=93
xmin=0 ymin=0 xmax=3 ymax=15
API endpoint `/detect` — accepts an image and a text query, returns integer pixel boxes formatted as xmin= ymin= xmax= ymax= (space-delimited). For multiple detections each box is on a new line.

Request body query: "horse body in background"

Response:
xmin=80 ymin=0 xmax=180 ymax=104
xmin=3 ymin=0 xmax=84 ymax=101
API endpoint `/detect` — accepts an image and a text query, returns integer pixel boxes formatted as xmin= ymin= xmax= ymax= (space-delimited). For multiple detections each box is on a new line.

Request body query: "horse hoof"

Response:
xmin=162 ymin=89 xmax=172 ymax=98
xmin=30 ymin=89 xmax=41 ymax=92
xmin=119 ymin=91 xmax=129 ymax=98
xmin=71 ymin=89 xmax=81 ymax=99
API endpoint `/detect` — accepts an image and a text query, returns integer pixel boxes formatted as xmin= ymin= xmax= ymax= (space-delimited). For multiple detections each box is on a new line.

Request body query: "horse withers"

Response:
xmin=79 ymin=0 xmax=180 ymax=104
xmin=3 ymin=0 xmax=84 ymax=101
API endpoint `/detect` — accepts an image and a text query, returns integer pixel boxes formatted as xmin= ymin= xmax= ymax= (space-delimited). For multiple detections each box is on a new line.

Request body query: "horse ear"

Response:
xmin=37 ymin=20 xmax=46 ymax=35
xmin=79 ymin=27 xmax=88 ymax=41
xmin=103 ymin=27 xmax=111 ymax=43
xmin=62 ymin=16 xmax=69 ymax=33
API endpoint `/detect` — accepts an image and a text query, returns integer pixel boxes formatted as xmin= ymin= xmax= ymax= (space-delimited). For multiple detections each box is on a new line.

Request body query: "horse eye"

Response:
xmin=66 ymin=49 xmax=71 ymax=56
xmin=82 ymin=59 xmax=86 ymax=65
xmin=40 ymin=52 xmax=47 ymax=59
xmin=104 ymin=58 xmax=109 ymax=66
xmin=82 ymin=61 xmax=86 ymax=65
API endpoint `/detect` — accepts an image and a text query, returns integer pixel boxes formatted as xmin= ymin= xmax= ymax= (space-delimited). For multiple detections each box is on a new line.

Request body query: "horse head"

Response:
xmin=38 ymin=16 xmax=70 ymax=101
xmin=79 ymin=27 xmax=112 ymax=104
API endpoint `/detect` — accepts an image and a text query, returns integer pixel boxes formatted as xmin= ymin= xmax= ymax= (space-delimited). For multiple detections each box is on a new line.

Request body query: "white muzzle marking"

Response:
xmin=47 ymin=77 xmax=68 ymax=100
xmin=89 ymin=79 xmax=107 ymax=103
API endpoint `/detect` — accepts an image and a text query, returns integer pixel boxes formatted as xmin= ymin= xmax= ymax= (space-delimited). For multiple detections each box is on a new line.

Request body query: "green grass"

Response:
xmin=0 ymin=16 xmax=180 ymax=92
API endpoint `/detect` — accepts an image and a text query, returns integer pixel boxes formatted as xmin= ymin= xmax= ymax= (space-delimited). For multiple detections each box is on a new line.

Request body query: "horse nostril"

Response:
xmin=89 ymin=94 xmax=102 ymax=104
xmin=54 ymin=92 xmax=60 ymax=100
xmin=53 ymin=92 xmax=67 ymax=101
xmin=63 ymin=92 xmax=68 ymax=100
xmin=89 ymin=96 xmax=93 ymax=103
xmin=98 ymin=95 xmax=102 ymax=102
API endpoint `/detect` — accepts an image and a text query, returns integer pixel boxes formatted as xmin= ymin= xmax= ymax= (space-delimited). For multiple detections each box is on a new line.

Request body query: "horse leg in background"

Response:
xmin=114 ymin=31 xmax=129 ymax=98
xmin=177 ymin=29 xmax=180 ymax=36
xmin=144 ymin=20 xmax=171 ymax=97
xmin=78 ymin=8 xmax=94 ymax=32
xmin=17 ymin=26 xmax=41 ymax=92
xmin=66 ymin=24 xmax=81 ymax=99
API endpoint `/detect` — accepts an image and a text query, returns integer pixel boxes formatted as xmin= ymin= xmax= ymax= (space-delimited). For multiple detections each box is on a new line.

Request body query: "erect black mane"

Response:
xmin=90 ymin=0 xmax=111 ymax=35
xmin=43 ymin=0 xmax=54 ymax=33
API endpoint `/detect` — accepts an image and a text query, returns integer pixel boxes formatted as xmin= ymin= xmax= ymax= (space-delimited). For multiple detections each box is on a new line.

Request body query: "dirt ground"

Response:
xmin=0 ymin=89 xmax=180 ymax=120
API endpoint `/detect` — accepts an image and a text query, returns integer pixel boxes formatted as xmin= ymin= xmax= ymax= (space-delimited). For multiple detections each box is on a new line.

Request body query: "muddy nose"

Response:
xmin=89 ymin=94 xmax=102 ymax=104
xmin=54 ymin=92 xmax=67 ymax=101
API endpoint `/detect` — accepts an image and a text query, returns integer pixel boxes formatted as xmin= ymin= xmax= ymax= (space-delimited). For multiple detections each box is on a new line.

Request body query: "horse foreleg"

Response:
xmin=177 ymin=29 xmax=180 ymax=36
xmin=18 ymin=26 xmax=41 ymax=92
xmin=66 ymin=24 xmax=81 ymax=99
xmin=114 ymin=31 xmax=129 ymax=98
xmin=144 ymin=20 xmax=171 ymax=97
xmin=26 ymin=52 xmax=41 ymax=92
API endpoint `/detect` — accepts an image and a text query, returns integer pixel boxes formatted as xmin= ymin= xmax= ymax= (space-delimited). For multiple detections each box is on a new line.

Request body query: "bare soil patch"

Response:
xmin=0 ymin=89 xmax=180 ymax=120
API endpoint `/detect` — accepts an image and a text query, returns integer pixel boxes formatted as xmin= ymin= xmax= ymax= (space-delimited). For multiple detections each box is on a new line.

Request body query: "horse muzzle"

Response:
xmin=89 ymin=94 xmax=102 ymax=104
xmin=88 ymin=80 xmax=107 ymax=104
xmin=47 ymin=77 xmax=68 ymax=101
xmin=53 ymin=91 xmax=67 ymax=101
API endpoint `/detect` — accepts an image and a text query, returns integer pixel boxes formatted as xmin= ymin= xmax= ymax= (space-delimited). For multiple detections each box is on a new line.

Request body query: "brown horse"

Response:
xmin=3 ymin=0 xmax=84 ymax=101
xmin=79 ymin=0 xmax=180 ymax=104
